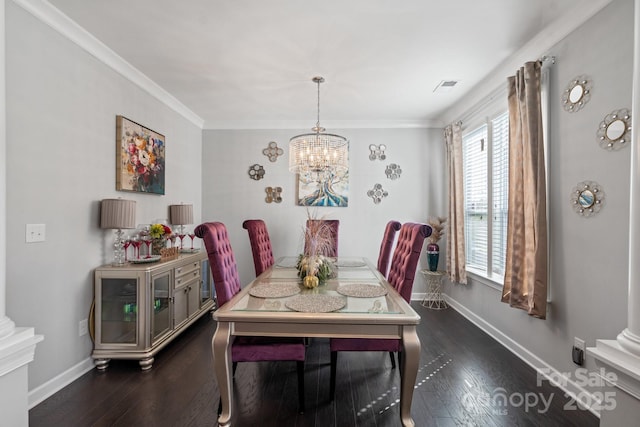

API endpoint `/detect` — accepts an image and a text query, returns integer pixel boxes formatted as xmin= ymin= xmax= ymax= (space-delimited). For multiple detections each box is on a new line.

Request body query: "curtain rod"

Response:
xmin=540 ymin=55 xmax=556 ymax=65
xmin=457 ymin=55 xmax=556 ymax=126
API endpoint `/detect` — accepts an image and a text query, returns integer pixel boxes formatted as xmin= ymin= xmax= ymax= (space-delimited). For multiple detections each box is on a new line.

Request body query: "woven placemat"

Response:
xmin=249 ymin=283 xmax=301 ymax=298
xmin=337 ymin=284 xmax=388 ymax=298
xmin=285 ymin=295 xmax=346 ymax=313
xmin=336 ymin=259 xmax=367 ymax=268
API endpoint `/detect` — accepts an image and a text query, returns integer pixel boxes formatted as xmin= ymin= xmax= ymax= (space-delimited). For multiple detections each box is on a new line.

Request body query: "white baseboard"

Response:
xmin=442 ymin=293 xmax=601 ymax=418
xmin=28 ymin=357 xmax=94 ymax=409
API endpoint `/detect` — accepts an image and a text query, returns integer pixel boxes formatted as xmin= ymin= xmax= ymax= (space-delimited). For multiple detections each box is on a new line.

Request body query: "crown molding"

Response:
xmin=12 ymin=0 xmax=204 ymax=129
xmin=203 ymin=118 xmax=444 ymax=130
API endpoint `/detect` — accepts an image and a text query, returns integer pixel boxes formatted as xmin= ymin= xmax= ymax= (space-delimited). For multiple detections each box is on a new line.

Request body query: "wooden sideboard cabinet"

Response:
xmin=92 ymin=251 xmax=215 ymax=370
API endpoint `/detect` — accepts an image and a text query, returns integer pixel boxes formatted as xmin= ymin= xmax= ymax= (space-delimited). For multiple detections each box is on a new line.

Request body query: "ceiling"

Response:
xmin=47 ymin=0 xmax=599 ymax=129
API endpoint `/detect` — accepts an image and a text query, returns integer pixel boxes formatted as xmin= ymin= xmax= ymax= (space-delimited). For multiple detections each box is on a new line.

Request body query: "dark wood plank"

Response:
xmin=30 ymin=305 xmax=599 ymax=427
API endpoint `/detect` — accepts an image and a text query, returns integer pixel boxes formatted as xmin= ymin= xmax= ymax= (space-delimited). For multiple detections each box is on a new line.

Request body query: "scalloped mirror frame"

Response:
xmin=596 ymin=108 xmax=632 ymax=151
xmin=570 ymin=181 xmax=604 ymax=217
xmin=561 ymin=75 xmax=592 ymax=113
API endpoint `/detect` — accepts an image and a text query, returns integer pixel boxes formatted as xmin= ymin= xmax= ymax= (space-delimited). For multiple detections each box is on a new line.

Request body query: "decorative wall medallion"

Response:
xmin=385 ymin=163 xmax=402 ymax=180
xmin=597 ymin=108 xmax=631 ymax=151
xmin=262 ymin=141 xmax=284 ymax=162
xmin=248 ymin=164 xmax=265 ymax=180
xmin=570 ymin=181 xmax=604 ymax=217
xmin=265 ymin=186 xmax=283 ymax=203
xmin=367 ymin=183 xmax=388 ymax=204
xmin=369 ymin=144 xmax=387 ymax=160
xmin=561 ymin=75 xmax=592 ymax=113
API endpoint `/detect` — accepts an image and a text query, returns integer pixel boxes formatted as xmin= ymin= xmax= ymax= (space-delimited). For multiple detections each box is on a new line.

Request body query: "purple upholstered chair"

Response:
xmin=242 ymin=219 xmax=275 ymax=277
xmin=377 ymin=220 xmax=402 ymax=278
xmin=304 ymin=219 xmax=339 ymax=257
xmin=194 ymin=222 xmax=306 ymax=413
xmin=329 ymin=222 xmax=432 ymax=400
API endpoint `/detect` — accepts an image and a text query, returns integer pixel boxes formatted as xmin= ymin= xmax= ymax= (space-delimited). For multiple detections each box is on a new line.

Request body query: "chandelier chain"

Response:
xmin=316 ymin=78 xmax=321 ymax=131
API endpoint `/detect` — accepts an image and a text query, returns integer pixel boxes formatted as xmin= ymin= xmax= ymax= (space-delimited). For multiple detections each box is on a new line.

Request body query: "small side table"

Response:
xmin=420 ymin=270 xmax=448 ymax=310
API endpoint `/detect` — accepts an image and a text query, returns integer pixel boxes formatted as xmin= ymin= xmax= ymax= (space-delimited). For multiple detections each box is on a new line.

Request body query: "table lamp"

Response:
xmin=169 ymin=204 xmax=193 ymax=234
xmin=100 ymin=198 xmax=136 ymax=266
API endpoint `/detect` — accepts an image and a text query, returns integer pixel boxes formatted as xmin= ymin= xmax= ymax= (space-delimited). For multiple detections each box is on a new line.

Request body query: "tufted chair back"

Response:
xmin=194 ymin=222 xmax=241 ymax=308
xmin=387 ymin=222 xmax=432 ymax=302
xmin=377 ymin=220 xmax=401 ymax=278
xmin=242 ymin=219 xmax=275 ymax=276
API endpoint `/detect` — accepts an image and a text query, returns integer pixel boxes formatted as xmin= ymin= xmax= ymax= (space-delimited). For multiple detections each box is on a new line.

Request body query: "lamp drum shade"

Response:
xmin=100 ymin=199 xmax=136 ymax=229
xmin=169 ymin=204 xmax=194 ymax=225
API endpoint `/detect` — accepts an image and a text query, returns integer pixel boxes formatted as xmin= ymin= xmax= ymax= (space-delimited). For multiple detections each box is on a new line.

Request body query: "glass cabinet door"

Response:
xmin=98 ymin=277 xmax=139 ymax=345
xmin=200 ymin=259 xmax=214 ymax=307
xmin=151 ymin=271 xmax=172 ymax=343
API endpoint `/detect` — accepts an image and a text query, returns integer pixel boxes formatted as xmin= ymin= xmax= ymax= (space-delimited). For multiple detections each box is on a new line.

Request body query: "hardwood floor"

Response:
xmin=30 ymin=304 xmax=598 ymax=426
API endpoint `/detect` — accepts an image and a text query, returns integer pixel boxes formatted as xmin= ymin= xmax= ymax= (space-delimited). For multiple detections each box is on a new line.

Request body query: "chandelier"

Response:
xmin=289 ymin=77 xmax=348 ymax=175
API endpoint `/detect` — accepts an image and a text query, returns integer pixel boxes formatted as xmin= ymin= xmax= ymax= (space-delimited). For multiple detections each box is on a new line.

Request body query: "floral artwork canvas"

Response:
xmin=297 ymin=170 xmax=349 ymax=207
xmin=116 ymin=115 xmax=166 ymax=195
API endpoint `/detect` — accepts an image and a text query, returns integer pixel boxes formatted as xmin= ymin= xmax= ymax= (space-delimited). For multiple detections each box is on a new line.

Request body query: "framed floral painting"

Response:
xmin=116 ymin=115 xmax=165 ymax=195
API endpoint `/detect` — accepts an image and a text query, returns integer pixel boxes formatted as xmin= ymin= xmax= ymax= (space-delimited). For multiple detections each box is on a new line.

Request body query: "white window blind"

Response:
xmin=463 ymin=125 xmax=488 ymax=271
xmin=462 ymin=111 xmax=509 ymax=282
xmin=491 ymin=112 xmax=509 ymax=276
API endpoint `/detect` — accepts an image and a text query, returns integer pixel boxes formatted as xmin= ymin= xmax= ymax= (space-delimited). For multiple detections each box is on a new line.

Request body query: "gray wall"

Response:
xmin=5 ymin=2 xmax=204 ymax=392
xmin=4 ymin=0 xmax=632 ymax=411
xmin=202 ymin=128 xmax=447 ymax=288
xmin=444 ymin=0 xmax=633 ymax=400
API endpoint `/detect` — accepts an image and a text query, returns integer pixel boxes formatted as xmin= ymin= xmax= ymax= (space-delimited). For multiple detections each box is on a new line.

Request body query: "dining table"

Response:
xmin=212 ymin=256 xmax=422 ymax=427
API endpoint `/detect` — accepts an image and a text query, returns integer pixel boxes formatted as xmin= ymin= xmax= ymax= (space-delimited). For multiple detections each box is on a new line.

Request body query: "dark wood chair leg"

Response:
xmin=297 ymin=361 xmax=305 ymax=413
xmin=330 ymin=351 xmax=338 ymax=401
xmin=389 ymin=351 xmax=396 ymax=369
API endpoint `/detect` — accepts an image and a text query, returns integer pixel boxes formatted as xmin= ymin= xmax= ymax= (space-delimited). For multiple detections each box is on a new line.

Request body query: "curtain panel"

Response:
xmin=501 ymin=61 xmax=548 ymax=319
xmin=445 ymin=123 xmax=467 ymax=285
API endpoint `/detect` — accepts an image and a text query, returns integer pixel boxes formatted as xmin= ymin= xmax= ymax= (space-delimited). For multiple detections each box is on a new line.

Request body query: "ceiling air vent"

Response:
xmin=433 ymin=80 xmax=459 ymax=93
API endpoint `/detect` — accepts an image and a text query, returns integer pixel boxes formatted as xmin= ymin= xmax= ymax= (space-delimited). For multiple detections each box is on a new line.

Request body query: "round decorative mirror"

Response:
xmin=597 ymin=108 xmax=631 ymax=150
xmin=569 ymin=84 xmax=584 ymax=104
xmin=570 ymin=181 xmax=604 ymax=217
xmin=605 ymin=119 xmax=626 ymax=141
xmin=561 ymin=75 xmax=592 ymax=112
xmin=578 ymin=190 xmax=594 ymax=208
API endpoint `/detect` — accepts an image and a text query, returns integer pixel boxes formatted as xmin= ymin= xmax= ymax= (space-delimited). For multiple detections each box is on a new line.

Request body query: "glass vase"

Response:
xmin=427 ymin=242 xmax=439 ymax=272
xmin=152 ymin=238 xmax=166 ymax=255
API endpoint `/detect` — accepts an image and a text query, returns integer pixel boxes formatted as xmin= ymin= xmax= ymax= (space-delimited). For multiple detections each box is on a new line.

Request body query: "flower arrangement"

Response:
xmin=296 ymin=254 xmax=334 ymax=287
xmin=148 ymin=223 xmax=173 ymax=255
xmin=296 ymin=210 xmax=336 ymax=288
xmin=149 ymin=223 xmax=172 ymax=239
xmin=426 ymin=216 xmax=446 ymax=244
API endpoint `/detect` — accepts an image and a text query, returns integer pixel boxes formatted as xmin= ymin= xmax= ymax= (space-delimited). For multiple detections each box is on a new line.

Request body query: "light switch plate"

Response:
xmin=26 ymin=224 xmax=46 ymax=243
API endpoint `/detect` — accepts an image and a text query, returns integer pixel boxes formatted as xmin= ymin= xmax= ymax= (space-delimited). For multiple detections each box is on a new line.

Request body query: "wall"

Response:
xmin=5 ymin=2 xmax=203 ymax=397
xmin=442 ymin=0 xmax=633 ymax=408
xmin=202 ymin=128 xmax=446 ymax=288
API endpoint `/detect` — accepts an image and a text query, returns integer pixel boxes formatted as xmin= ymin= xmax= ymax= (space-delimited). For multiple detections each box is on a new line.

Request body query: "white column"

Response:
xmin=588 ymin=1 xmax=640 ymax=424
xmin=0 ymin=1 xmax=43 ymax=425
xmin=617 ymin=0 xmax=640 ymax=357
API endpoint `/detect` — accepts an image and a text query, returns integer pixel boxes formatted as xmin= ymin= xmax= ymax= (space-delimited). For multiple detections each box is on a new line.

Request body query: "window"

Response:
xmin=462 ymin=111 xmax=509 ymax=282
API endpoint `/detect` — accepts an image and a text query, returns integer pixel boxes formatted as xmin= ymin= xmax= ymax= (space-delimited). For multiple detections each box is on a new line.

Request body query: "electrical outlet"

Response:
xmin=573 ymin=337 xmax=585 ymax=365
xmin=79 ymin=319 xmax=88 ymax=337
xmin=26 ymin=224 xmax=46 ymax=243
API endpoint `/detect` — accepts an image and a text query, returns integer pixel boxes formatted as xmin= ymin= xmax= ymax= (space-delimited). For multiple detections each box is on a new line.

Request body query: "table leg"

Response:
xmin=400 ymin=325 xmax=420 ymax=427
xmin=213 ymin=321 xmax=233 ymax=426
